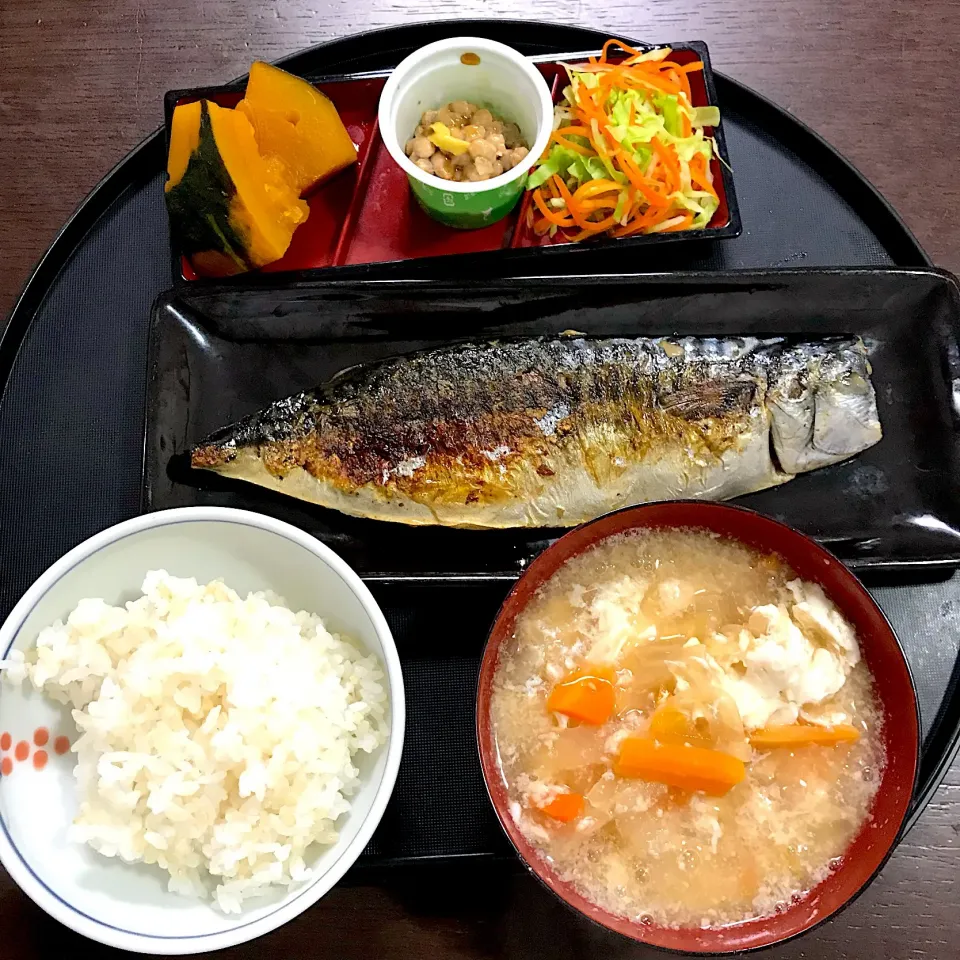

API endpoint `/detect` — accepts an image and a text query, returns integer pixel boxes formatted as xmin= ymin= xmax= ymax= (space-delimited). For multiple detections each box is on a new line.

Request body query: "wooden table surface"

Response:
xmin=2 ymin=1 xmax=959 ymax=956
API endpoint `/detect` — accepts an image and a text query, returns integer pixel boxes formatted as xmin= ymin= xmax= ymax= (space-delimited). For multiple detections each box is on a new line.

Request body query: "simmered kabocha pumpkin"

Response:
xmin=165 ymin=99 xmax=308 ymax=276
xmin=237 ymin=61 xmax=358 ymax=195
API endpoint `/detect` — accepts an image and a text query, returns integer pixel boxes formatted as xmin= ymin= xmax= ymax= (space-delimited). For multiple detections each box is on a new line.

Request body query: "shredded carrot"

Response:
xmin=650 ymin=137 xmax=681 ymax=193
xmin=665 ymin=65 xmax=693 ymax=104
xmin=554 ymin=125 xmax=592 ymax=138
xmin=572 ymin=180 xmax=622 ymax=203
xmin=748 ymin=724 xmax=861 ymax=749
xmin=611 ymin=208 xmax=662 ymax=238
xmin=622 ymin=70 xmax=682 ymax=96
xmin=567 ymin=216 xmax=618 ymax=241
xmin=552 ymin=175 xmax=594 ymax=230
xmin=532 ymin=191 xmax=574 ymax=228
xmin=547 ymin=670 xmax=615 ymax=725
xmin=690 ymin=152 xmax=718 ymax=200
xmin=611 ymin=201 xmax=678 ymax=237
xmin=617 ymin=151 xmax=670 ymax=208
xmin=598 ymin=38 xmax=644 ymax=61
xmin=615 ymin=737 xmax=745 ymax=796
xmin=578 ymin=199 xmax=619 ymax=214
xmin=550 ymin=130 xmax=594 ymax=156
xmin=538 ymin=792 xmax=584 ymax=822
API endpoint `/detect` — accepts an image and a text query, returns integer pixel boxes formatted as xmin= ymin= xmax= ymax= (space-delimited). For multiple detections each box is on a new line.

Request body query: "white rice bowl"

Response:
xmin=3 ymin=570 xmax=389 ymax=914
xmin=0 ymin=507 xmax=404 ymax=954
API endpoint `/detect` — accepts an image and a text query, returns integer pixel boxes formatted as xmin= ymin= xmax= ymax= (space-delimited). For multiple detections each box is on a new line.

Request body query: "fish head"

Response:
xmin=768 ymin=340 xmax=882 ymax=476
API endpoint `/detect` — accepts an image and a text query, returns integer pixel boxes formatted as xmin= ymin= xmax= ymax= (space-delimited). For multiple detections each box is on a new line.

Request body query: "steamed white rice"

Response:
xmin=1 ymin=570 xmax=389 ymax=913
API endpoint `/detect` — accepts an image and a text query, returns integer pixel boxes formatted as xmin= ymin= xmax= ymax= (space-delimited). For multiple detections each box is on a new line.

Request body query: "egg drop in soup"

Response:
xmin=490 ymin=528 xmax=884 ymax=929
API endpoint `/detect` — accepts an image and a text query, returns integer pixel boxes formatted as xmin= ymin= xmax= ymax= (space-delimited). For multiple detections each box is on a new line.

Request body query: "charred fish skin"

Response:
xmin=191 ymin=336 xmax=882 ymax=529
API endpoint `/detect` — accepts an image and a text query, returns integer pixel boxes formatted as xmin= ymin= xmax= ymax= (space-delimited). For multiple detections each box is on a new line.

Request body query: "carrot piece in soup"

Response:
xmin=539 ymin=792 xmax=585 ymax=822
xmin=547 ymin=671 xmax=615 ymax=725
xmin=615 ymin=737 xmax=745 ymax=796
xmin=748 ymin=723 xmax=861 ymax=749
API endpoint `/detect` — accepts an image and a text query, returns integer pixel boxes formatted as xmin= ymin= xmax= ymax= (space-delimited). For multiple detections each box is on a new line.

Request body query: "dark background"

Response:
xmin=2 ymin=2 xmax=959 ymax=957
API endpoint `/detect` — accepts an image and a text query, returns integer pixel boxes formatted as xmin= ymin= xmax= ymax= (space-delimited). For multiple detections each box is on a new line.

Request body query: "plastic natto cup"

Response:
xmin=378 ymin=37 xmax=554 ymax=229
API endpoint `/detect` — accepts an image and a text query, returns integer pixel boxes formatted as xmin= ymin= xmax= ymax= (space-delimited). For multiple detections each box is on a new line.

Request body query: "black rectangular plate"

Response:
xmin=144 ymin=268 xmax=960 ymax=580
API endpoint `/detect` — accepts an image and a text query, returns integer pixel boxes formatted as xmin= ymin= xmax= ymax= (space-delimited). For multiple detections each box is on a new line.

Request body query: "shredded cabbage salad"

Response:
xmin=526 ymin=41 xmax=722 ymax=241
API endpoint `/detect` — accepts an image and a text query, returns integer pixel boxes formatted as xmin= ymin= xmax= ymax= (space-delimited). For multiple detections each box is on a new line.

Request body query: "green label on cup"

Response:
xmin=408 ymin=174 xmax=527 ymax=229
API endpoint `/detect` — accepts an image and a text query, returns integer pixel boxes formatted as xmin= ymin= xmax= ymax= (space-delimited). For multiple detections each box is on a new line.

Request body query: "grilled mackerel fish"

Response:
xmin=191 ymin=336 xmax=882 ymax=528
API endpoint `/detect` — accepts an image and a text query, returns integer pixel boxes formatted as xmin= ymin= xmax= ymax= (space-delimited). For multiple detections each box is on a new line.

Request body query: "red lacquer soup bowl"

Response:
xmin=476 ymin=501 xmax=919 ymax=954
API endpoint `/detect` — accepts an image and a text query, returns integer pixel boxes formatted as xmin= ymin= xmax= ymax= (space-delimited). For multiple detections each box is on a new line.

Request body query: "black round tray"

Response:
xmin=0 ymin=22 xmax=954 ymax=864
